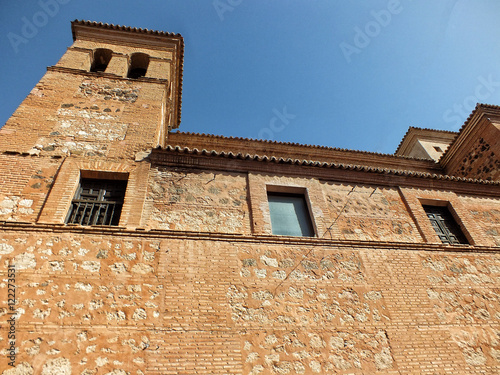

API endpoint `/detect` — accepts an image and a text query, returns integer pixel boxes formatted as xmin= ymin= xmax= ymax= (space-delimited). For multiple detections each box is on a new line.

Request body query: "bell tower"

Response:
xmin=0 ymin=21 xmax=184 ymax=229
xmin=0 ymin=20 xmax=184 ymax=159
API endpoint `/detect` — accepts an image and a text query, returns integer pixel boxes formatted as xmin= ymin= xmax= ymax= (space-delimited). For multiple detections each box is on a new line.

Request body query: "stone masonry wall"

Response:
xmin=144 ymin=167 xmax=251 ymax=233
xmin=461 ymin=195 xmax=500 ymax=246
xmin=0 ymin=162 xmax=499 ymax=374
xmin=1 ymin=230 xmax=499 ymax=374
xmin=0 ymin=161 xmax=499 ymax=245
xmin=0 ymin=71 xmax=168 ymax=159
xmin=0 ymin=231 xmax=161 ymax=375
xmin=321 ymin=182 xmax=420 ymax=243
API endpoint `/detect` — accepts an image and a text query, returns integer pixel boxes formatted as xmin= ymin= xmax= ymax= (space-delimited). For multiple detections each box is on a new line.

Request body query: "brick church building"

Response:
xmin=0 ymin=20 xmax=499 ymax=374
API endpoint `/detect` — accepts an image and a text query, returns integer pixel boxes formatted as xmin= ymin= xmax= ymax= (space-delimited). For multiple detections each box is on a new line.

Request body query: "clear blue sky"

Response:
xmin=1 ymin=0 xmax=500 ymax=154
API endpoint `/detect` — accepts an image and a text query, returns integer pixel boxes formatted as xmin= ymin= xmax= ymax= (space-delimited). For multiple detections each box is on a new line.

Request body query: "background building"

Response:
xmin=0 ymin=21 xmax=499 ymax=374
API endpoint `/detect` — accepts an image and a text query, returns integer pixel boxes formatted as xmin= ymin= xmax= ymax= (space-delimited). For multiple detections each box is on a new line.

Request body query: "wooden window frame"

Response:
xmin=66 ymin=178 xmax=128 ymax=226
xmin=422 ymin=204 xmax=469 ymax=245
xmin=397 ymin=187 xmax=484 ymax=246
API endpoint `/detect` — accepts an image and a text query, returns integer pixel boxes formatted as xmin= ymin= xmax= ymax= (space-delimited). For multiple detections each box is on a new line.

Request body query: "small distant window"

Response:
xmin=433 ymin=146 xmax=443 ymax=152
xmin=423 ymin=205 xmax=468 ymax=245
xmin=267 ymin=192 xmax=314 ymax=237
xmin=127 ymin=52 xmax=149 ymax=79
xmin=66 ymin=178 xmax=127 ymax=226
xmin=90 ymin=48 xmax=112 ymax=73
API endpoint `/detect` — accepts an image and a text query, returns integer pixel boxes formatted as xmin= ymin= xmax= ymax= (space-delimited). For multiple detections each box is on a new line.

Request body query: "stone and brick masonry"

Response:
xmin=0 ymin=20 xmax=499 ymax=374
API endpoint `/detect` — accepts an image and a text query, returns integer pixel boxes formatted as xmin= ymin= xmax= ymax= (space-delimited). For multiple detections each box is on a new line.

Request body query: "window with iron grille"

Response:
xmin=267 ymin=192 xmax=315 ymax=237
xmin=422 ymin=205 xmax=468 ymax=245
xmin=66 ymin=178 xmax=127 ymax=226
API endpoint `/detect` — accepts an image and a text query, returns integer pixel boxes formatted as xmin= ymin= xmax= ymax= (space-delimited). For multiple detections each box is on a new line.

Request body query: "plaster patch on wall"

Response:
xmin=2 ymin=362 xmax=34 ymax=375
xmin=238 ymin=247 xmax=365 ymax=282
xmin=0 ymin=242 xmax=14 ymax=255
xmin=30 ymin=138 xmax=109 ymax=157
xmin=422 ymin=254 xmax=500 ymax=285
xmin=54 ymin=106 xmax=127 ymax=141
xmin=41 ymin=357 xmax=71 ymax=375
xmin=427 ymin=287 xmax=500 ymax=324
xmin=13 ymin=252 xmax=36 ymax=269
xmin=0 ymin=196 xmax=34 ymax=219
xmin=228 ymin=284 xmax=389 ymax=326
xmin=451 ymin=328 xmax=500 ymax=367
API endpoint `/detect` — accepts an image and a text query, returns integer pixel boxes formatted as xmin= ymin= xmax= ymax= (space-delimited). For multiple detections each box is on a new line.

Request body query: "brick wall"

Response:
xmin=0 ymin=71 xmax=169 ymax=159
xmin=0 ymin=162 xmax=499 ymax=374
xmin=0 ymin=154 xmax=62 ymax=223
xmin=1 ymin=228 xmax=499 ymax=374
xmin=0 ymin=21 xmax=499 ymax=375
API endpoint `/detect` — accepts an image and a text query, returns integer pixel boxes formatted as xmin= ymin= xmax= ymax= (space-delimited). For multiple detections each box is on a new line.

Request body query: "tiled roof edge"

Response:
xmin=156 ymin=145 xmax=499 ymax=186
xmin=440 ymin=103 xmax=500 ymax=162
xmin=170 ymin=131 xmax=435 ymax=162
xmin=394 ymin=126 xmax=458 ymax=155
xmin=71 ymin=19 xmax=183 ymax=39
xmin=175 ymin=38 xmax=184 ymax=129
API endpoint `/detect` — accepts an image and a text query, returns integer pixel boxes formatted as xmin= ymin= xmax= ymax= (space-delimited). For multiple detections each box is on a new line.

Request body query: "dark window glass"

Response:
xmin=66 ymin=178 xmax=127 ymax=226
xmin=423 ymin=205 xmax=468 ymax=245
xmin=267 ymin=192 xmax=314 ymax=237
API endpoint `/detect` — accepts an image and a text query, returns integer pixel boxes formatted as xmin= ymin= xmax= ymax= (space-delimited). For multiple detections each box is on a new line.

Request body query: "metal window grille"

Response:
xmin=423 ymin=205 xmax=468 ymax=245
xmin=267 ymin=192 xmax=314 ymax=237
xmin=66 ymin=178 xmax=127 ymax=226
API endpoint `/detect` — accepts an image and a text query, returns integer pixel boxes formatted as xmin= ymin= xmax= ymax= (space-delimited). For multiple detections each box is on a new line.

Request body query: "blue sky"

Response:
xmin=1 ymin=0 xmax=500 ymax=154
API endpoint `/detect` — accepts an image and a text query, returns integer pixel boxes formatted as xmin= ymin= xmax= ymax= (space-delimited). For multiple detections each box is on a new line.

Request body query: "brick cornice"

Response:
xmin=0 ymin=222 xmax=498 ymax=253
xmin=71 ymin=20 xmax=183 ymax=50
